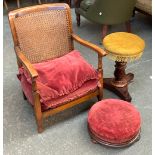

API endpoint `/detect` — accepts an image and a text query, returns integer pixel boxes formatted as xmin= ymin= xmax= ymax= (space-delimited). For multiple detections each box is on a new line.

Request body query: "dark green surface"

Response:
xmin=76 ymin=0 xmax=136 ymax=25
xmin=80 ymin=0 xmax=95 ymax=11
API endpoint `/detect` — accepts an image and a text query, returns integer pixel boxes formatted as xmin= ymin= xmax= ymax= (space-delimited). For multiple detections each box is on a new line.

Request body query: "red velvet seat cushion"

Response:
xmin=18 ymin=50 xmax=99 ymax=111
xmin=88 ymin=99 xmax=141 ymax=144
xmin=19 ymin=73 xmax=98 ymax=111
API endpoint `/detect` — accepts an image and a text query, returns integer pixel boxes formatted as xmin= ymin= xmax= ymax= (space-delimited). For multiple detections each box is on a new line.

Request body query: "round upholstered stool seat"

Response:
xmin=102 ymin=32 xmax=145 ymax=101
xmin=88 ymin=99 xmax=141 ymax=147
xmin=103 ymin=32 xmax=145 ymax=62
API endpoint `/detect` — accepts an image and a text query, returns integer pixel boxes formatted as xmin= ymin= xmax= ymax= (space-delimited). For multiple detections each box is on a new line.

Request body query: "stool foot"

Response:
xmin=125 ymin=73 xmax=134 ymax=83
xmin=91 ymin=138 xmax=98 ymax=144
xmin=104 ymin=78 xmax=132 ymax=102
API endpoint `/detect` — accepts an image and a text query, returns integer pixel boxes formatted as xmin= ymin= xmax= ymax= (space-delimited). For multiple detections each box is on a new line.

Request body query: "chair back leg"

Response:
xmin=38 ymin=0 xmax=42 ymax=4
xmin=102 ymin=24 xmax=108 ymax=39
xmin=4 ymin=0 xmax=8 ymax=10
xmin=17 ymin=0 xmax=20 ymax=8
xmin=76 ymin=13 xmax=81 ymax=27
xmin=125 ymin=21 xmax=131 ymax=33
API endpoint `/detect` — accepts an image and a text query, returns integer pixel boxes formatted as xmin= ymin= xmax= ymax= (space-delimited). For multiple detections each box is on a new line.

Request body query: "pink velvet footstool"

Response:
xmin=88 ymin=99 xmax=141 ymax=147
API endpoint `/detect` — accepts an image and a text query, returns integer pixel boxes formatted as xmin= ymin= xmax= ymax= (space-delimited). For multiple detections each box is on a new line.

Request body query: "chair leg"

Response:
xmin=97 ymin=55 xmax=103 ymax=101
xmin=76 ymin=13 xmax=80 ymax=27
xmin=22 ymin=91 xmax=27 ymax=100
xmin=102 ymin=24 xmax=108 ymax=39
xmin=33 ymin=93 xmax=43 ymax=133
xmin=17 ymin=0 xmax=20 ymax=8
xmin=97 ymin=80 xmax=103 ymax=101
xmin=36 ymin=115 xmax=43 ymax=133
xmin=4 ymin=0 xmax=8 ymax=10
xmin=132 ymin=8 xmax=136 ymax=17
xmin=38 ymin=0 xmax=42 ymax=4
xmin=66 ymin=0 xmax=71 ymax=7
xmin=35 ymin=110 xmax=43 ymax=133
xmin=97 ymin=91 xmax=103 ymax=101
xmin=125 ymin=21 xmax=131 ymax=33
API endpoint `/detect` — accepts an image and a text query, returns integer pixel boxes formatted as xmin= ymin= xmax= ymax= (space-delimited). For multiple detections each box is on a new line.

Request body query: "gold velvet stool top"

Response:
xmin=103 ymin=32 xmax=145 ymax=62
xmin=102 ymin=32 xmax=145 ymax=102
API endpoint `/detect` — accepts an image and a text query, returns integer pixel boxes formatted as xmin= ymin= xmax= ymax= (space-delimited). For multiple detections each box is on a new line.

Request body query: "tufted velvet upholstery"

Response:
xmin=88 ymin=99 xmax=141 ymax=144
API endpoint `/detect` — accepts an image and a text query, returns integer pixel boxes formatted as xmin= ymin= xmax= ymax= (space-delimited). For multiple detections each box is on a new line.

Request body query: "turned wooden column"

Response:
xmin=104 ymin=61 xmax=134 ymax=102
xmin=112 ymin=61 xmax=134 ymax=86
xmin=113 ymin=61 xmax=127 ymax=87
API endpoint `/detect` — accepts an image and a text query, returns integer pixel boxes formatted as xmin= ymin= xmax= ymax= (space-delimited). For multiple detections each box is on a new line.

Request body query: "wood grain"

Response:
xmin=72 ymin=34 xmax=107 ymax=56
xmin=8 ymin=3 xmax=105 ymax=133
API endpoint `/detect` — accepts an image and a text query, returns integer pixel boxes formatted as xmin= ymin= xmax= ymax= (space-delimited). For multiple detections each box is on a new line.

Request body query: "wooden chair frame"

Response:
xmin=8 ymin=3 xmax=107 ymax=133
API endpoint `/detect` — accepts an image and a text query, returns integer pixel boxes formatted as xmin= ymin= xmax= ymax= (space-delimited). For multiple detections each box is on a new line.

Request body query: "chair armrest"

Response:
xmin=15 ymin=46 xmax=38 ymax=80
xmin=71 ymin=33 xmax=107 ymax=57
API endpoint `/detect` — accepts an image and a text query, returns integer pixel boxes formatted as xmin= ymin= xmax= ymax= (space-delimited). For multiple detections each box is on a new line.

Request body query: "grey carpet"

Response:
xmin=3 ymin=3 xmax=152 ymax=155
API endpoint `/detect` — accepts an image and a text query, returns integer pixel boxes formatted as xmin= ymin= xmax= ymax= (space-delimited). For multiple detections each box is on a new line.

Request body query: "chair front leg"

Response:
xmin=97 ymin=54 xmax=103 ymax=101
xmin=34 ymin=92 xmax=43 ymax=133
xmin=32 ymin=81 xmax=43 ymax=133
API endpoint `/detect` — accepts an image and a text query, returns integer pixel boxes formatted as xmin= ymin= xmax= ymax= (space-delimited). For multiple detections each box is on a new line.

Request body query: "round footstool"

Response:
xmin=103 ymin=32 xmax=145 ymax=101
xmin=88 ymin=99 xmax=141 ymax=147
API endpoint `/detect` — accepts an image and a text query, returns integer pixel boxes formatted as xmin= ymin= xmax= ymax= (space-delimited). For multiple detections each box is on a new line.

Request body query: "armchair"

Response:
xmin=74 ymin=0 xmax=137 ymax=38
xmin=8 ymin=3 xmax=107 ymax=133
xmin=135 ymin=0 xmax=152 ymax=15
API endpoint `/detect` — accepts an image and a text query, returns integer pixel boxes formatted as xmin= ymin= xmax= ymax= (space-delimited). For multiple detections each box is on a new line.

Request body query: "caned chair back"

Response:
xmin=9 ymin=4 xmax=74 ymax=63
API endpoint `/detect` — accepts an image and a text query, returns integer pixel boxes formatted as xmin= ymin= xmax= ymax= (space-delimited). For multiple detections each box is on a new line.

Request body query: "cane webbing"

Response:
xmin=14 ymin=9 xmax=73 ymax=63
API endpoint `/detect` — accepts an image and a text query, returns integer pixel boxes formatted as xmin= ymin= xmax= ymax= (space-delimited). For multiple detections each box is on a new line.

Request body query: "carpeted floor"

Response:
xmin=3 ymin=2 xmax=152 ymax=155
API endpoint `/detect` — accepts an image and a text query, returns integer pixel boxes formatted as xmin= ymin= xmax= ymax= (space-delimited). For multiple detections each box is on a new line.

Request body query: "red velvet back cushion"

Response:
xmin=19 ymin=50 xmax=98 ymax=103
